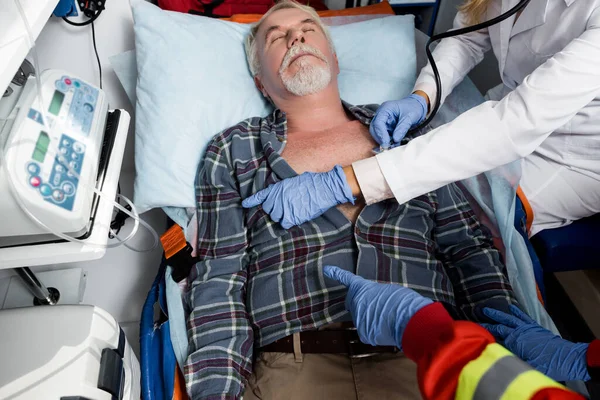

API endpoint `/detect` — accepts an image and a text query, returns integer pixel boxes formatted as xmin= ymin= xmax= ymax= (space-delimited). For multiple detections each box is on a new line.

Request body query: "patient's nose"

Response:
xmin=288 ymin=30 xmax=306 ymax=48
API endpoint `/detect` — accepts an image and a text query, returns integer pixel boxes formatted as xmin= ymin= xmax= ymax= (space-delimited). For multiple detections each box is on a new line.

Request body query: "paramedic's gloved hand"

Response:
xmin=242 ymin=165 xmax=354 ymax=229
xmin=370 ymin=94 xmax=428 ymax=149
xmin=482 ymin=305 xmax=591 ymax=382
xmin=324 ymin=266 xmax=433 ymax=348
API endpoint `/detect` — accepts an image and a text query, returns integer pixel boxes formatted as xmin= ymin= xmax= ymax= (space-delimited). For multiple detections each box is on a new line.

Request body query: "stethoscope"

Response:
xmin=410 ymin=0 xmax=533 ymax=133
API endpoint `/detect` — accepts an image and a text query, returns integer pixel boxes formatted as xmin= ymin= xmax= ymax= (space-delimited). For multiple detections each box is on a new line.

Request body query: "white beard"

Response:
xmin=279 ymin=45 xmax=332 ymax=97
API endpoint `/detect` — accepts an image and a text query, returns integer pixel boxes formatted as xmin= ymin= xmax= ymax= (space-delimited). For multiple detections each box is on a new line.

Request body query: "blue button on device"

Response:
xmin=39 ymin=184 xmax=52 ymax=197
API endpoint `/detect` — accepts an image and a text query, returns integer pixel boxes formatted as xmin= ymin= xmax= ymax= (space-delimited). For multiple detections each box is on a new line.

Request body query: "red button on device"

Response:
xmin=64 ymin=78 xmax=72 ymax=85
xmin=30 ymin=176 xmax=41 ymax=187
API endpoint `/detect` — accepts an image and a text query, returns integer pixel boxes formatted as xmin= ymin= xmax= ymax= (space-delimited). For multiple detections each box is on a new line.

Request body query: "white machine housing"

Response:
xmin=0 ymin=305 xmax=140 ymax=399
xmin=0 ymin=69 xmax=108 ymax=242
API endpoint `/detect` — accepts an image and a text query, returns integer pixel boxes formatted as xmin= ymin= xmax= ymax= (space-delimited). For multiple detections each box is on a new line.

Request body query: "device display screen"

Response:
xmin=48 ymin=90 xmax=65 ymax=116
xmin=32 ymin=131 xmax=49 ymax=163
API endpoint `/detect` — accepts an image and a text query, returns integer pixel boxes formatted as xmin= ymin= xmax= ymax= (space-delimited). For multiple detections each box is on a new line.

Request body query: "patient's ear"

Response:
xmin=254 ymin=76 xmax=269 ymax=98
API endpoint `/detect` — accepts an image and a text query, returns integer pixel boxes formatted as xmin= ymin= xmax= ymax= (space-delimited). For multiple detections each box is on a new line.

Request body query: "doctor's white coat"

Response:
xmin=353 ymin=0 xmax=600 ymax=234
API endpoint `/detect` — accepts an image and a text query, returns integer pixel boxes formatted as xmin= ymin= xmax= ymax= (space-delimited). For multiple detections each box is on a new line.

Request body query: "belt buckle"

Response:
xmin=345 ymin=327 xmax=379 ymax=359
xmin=348 ymin=340 xmax=380 ymax=358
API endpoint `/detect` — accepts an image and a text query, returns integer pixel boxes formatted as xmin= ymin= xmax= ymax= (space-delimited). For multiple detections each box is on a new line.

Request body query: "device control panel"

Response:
xmin=19 ymin=75 xmax=99 ymax=212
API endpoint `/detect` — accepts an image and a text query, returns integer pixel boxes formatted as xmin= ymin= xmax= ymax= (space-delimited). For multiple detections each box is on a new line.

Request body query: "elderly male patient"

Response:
xmin=184 ymin=2 xmax=515 ymax=399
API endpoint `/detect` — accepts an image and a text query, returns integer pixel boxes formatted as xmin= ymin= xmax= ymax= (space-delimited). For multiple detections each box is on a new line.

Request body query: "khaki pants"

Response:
xmin=244 ymin=336 xmax=421 ymax=400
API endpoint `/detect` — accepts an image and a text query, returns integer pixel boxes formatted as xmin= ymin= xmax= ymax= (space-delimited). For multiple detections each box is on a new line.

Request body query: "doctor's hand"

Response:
xmin=482 ymin=305 xmax=591 ymax=382
xmin=323 ymin=266 xmax=433 ymax=348
xmin=242 ymin=165 xmax=354 ymax=229
xmin=369 ymin=93 xmax=428 ymax=149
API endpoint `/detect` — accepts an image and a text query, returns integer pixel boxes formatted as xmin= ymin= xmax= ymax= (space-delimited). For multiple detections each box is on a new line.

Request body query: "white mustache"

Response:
xmin=279 ymin=44 xmax=327 ymax=74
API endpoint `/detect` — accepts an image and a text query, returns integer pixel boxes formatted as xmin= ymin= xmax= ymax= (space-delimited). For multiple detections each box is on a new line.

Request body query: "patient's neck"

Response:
xmin=277 ymin=87 xmax=351 ymax=133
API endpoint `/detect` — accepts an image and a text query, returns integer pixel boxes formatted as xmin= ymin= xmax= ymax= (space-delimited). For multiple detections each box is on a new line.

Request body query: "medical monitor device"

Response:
xmin=0 ymin=69 xmax=109 ymax=247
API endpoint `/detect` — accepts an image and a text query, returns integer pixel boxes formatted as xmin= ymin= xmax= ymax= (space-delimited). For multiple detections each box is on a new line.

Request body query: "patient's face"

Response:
xmin=255 ymin=8 xmax=338 ymax=98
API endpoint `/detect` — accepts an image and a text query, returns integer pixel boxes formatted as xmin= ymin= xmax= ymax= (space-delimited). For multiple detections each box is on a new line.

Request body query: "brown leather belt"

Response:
xmin=260 ymin=329 xmax=398 ymax=358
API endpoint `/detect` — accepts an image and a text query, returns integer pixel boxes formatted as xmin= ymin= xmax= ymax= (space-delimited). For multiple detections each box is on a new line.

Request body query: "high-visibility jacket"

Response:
xmin=402 ymin=302 xmax=600 ymax=400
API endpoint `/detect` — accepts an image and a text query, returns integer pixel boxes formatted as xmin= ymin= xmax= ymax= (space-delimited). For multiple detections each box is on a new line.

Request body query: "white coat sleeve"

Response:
xmin=368 ymin=8 xmax=600 ymax=205
xmin=414 ymin=11 xmax=492 ymax=109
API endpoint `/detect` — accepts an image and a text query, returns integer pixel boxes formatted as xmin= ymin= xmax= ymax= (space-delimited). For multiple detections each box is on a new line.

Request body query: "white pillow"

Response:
xmin=130 ymin=0 xmax=416 ymax=212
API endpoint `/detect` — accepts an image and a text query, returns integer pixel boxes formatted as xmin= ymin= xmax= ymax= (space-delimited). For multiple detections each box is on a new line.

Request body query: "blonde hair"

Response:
xmin=458 ymin=0 xmax=492 ymax=25
xmin=244 ymin=0 xmax=334 ymax=77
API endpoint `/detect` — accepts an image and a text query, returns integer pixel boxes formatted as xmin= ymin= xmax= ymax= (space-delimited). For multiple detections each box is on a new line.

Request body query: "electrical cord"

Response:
xmin=91 ymin=20 xmax=102 ymax=89
xmin=61 ymin=10 xmax=101 ymax=26
xmin=62 ymin=1 xmax=104 ymax=89
xmin=409 ymin=0 xmax=533 ymax=133
xmin=109 ymin=183 xmax=126 ymax=238
xmin=110 ymin=204 xmax=132 ymax=237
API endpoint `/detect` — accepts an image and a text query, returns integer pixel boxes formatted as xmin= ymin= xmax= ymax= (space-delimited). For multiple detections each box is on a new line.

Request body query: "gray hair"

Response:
xmin=244 ymin=0 xmax=334 ymax=77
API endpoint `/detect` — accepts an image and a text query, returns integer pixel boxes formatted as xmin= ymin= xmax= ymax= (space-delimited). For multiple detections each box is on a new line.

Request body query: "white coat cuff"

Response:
xmin=413 ymin=82 xmax=438 ymax=116
xmin=352 ymin=157 xmax=394 ymax=205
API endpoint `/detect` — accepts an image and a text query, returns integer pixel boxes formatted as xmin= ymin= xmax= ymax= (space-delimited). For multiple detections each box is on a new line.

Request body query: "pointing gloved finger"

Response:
xmin=323 ymin=266 xmax=361 ymax=287
xmin=483 ymin=307 xmax=523 ymax=329
xmin=242 ymin=186 xmax=274 ymax=208
xmin=480 ymin=323 xmax=513 ymax=340
xmin=509 ymin=305 xmax=537 ymax=325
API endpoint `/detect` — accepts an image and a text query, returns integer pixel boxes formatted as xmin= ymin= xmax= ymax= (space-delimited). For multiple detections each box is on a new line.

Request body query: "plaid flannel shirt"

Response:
xmin=184 ymin=103 xmax=515 ymax=400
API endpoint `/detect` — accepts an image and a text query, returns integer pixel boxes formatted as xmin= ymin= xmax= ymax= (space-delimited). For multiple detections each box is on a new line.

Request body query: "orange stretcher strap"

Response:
xmin=161 ymin=224 xmax=187 ymax=259
xmin=172 ymin=364 xmax=188 ymax=400
xmin=516 ymin=186 xmax=534 ymax=235
xmin=516 ymin=187 xmax=544 ymax=306
xmin=535 ymin=285 xmax=545 ymax=307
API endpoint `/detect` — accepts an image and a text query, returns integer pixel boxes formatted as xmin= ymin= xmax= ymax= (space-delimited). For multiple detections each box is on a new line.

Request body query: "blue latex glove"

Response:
xmin=323 ymin=265 xmax=433 ymax=348
xmin=369 ymin=94 xmax=428 ymax=149
xmin=242 ymin=165 xmax=354 ymax=229
xmin=482 ymin=305 xmax=591 ymax=382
